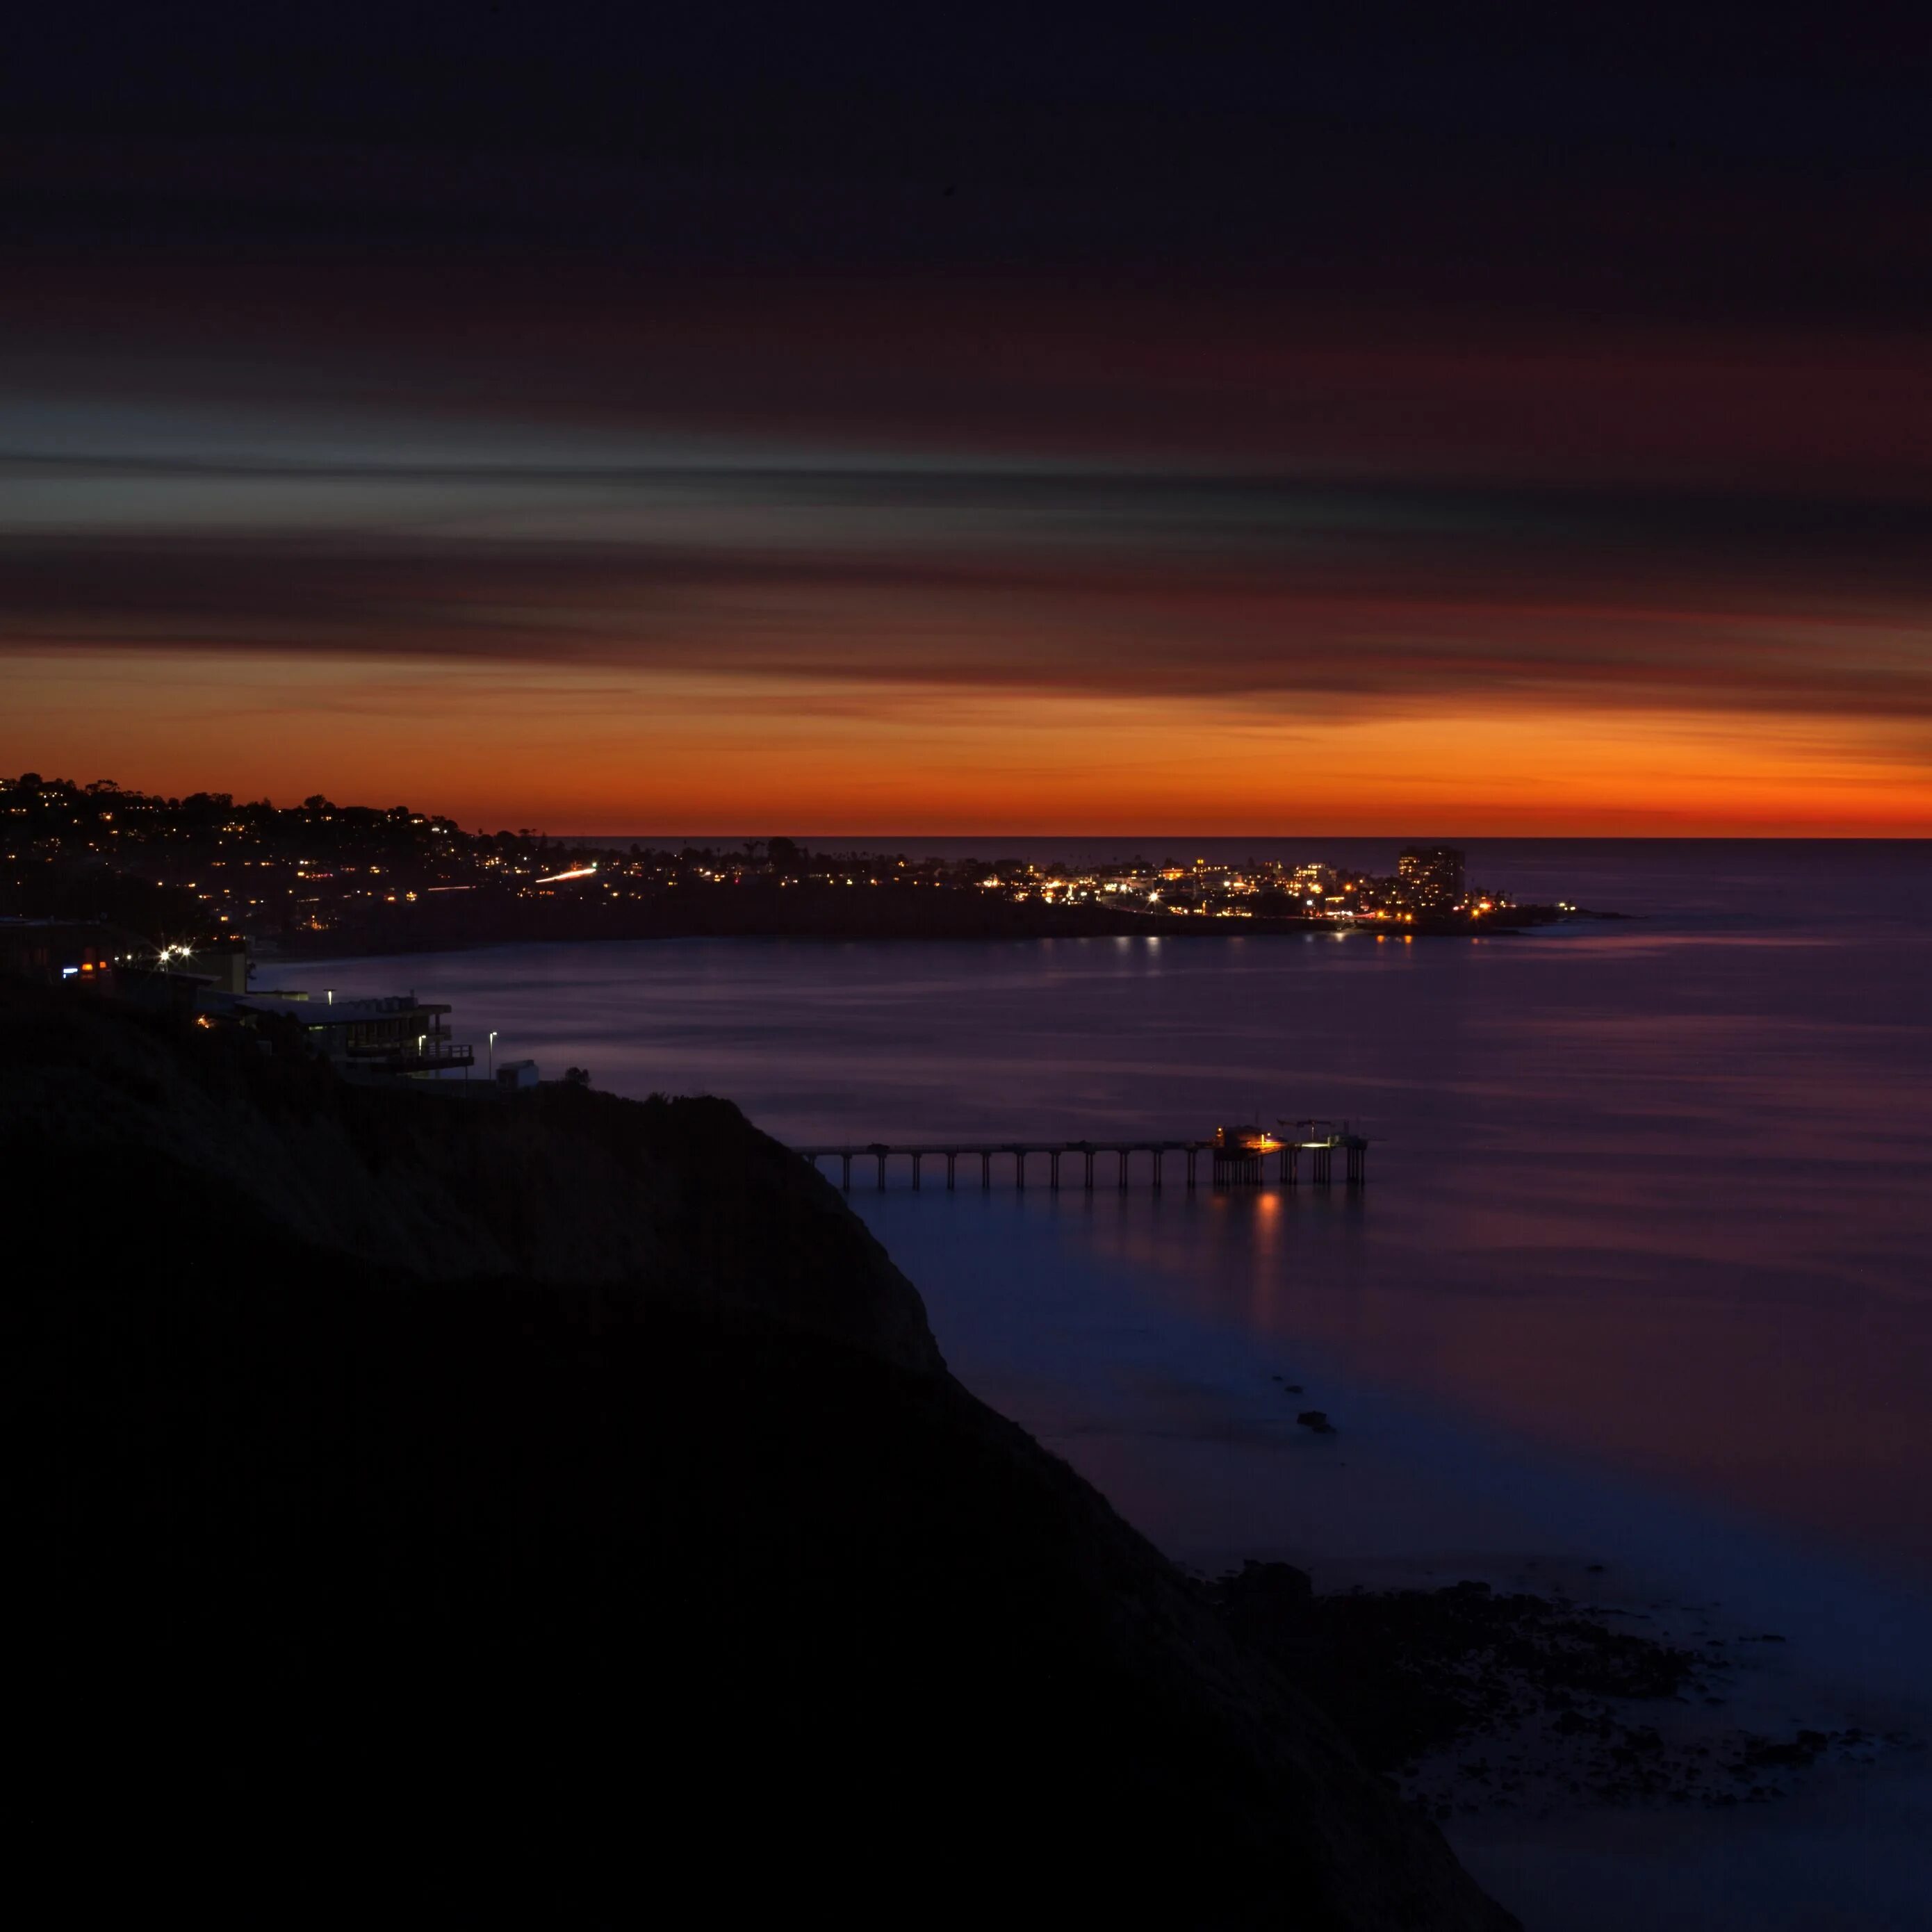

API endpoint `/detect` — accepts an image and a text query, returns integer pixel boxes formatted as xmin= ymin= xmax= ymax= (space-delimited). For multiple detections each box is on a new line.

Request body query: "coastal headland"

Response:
xmin=1 ymin=773 xmax=1616 ymax=963
xmin=10 ymin=979 xmax=1518 ymax=1926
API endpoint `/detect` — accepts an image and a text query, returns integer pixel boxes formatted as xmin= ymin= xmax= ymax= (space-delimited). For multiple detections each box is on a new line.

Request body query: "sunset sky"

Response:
xmin=5 ymin=6 xmax=1929 ymax=833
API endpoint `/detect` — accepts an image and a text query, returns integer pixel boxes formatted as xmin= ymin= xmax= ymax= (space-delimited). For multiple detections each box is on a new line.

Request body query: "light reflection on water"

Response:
xmin=309 ymin=842 xmax=1932 ymax=1923
xmin=313 ymin=846 xmax=1932 ymax=1582
xmin=309 ymin=843 xmax=1932 ymax=1928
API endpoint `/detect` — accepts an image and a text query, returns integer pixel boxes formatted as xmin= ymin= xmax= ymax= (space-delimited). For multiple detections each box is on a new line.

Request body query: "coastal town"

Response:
xmin=2 ymin=769 xmax=1612 ymax=1104
xmin=1 ymin=771 xmax=1587 ymax=958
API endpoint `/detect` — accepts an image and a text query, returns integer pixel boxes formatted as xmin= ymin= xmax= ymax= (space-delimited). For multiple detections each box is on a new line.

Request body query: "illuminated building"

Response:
xmin=206 ymin=988 xmax=475 ymax=1079
xmin=1396 ymin=845 xmax=1466 ymax=910
xmin=0 ymin=916 xmax=136 ymax=988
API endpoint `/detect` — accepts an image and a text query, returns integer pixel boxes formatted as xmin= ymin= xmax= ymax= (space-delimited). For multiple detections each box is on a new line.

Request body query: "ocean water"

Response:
xmin=309 ymin=841 xmax=1932 ymax=1929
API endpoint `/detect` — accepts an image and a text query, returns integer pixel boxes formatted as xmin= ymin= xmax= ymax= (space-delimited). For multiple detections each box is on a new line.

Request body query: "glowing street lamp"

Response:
xmin=488 ymin=1031 xmax=498 ymax=1079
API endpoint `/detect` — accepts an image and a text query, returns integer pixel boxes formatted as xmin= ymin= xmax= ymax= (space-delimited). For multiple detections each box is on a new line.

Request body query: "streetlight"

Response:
xmin=488 ymin=1031 xmax=498 ymax=1081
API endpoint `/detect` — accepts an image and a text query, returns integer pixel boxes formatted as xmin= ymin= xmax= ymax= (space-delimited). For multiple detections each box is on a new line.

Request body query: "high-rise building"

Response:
xmin=1397 ymin=845 xmax=1466 ymax=910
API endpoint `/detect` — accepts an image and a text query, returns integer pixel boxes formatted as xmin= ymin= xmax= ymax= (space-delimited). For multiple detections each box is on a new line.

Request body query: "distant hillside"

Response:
xmin=8 ymin=983 xmax=1515 ymax=1928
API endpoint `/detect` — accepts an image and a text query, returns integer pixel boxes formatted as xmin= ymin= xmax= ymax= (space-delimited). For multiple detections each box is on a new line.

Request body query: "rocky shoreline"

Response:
xmin=1211 ymin=1565 xmax=1917 ymax=1827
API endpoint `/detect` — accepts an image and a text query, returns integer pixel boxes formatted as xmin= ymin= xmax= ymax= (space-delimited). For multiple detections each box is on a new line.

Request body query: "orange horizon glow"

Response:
xmin=8 ymin=274 xmax=1930 ymax=842
xmin=9 ymin=650 xmax=1930 ymax=839
xmin=6 ymin=218 xmax=1931 ymax=849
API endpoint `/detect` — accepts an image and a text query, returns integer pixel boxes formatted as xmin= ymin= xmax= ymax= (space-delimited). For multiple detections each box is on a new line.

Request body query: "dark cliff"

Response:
xmin=8 ymin=984 xmax=1515 ymax=1929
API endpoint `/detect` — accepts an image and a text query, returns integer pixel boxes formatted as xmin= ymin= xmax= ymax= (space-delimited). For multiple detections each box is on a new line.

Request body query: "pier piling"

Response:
xmin=798 ymin=1130 xmax=1366 ymax=1197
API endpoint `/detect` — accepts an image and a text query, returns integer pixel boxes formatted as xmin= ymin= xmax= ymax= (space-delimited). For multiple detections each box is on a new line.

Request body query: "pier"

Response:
xmin=796 ymin=1124 xmax=1368 ymax=1193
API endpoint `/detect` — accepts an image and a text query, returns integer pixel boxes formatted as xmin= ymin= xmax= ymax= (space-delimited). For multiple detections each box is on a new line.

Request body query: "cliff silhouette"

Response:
xmin=8 ymin=982 xmax=1516 ymax=1928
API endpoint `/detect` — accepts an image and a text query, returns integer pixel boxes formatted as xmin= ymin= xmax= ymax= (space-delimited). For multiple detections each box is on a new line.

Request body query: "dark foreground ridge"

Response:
xmin=8 ymin=983 xmax=1514 ymax=1929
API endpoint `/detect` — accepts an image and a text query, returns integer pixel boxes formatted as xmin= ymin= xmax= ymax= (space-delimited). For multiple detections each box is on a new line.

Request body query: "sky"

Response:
xmin=3 ymin=3 xmax=1930 ymax=834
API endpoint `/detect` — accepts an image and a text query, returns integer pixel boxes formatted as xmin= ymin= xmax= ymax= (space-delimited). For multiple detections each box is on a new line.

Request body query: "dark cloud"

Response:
xmin=3 ymin=3 xmax=1929 ymax=818
xmin=4 ymin=456 xmax=1926 ymax=722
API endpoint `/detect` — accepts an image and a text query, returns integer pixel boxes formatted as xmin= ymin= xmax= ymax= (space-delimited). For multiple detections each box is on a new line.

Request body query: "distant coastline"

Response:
xmin=2 ymin=773 xmax=1624 ymax=964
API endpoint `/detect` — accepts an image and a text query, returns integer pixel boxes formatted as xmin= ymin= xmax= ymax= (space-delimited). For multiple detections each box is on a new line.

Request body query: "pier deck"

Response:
xmin=794 ymin=1135 xmax=1367 ymax=1192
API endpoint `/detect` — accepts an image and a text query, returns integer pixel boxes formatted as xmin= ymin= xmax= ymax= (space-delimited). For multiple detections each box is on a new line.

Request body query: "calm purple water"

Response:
xmin=309 ymin=841 xmax=1932 ymax=1929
